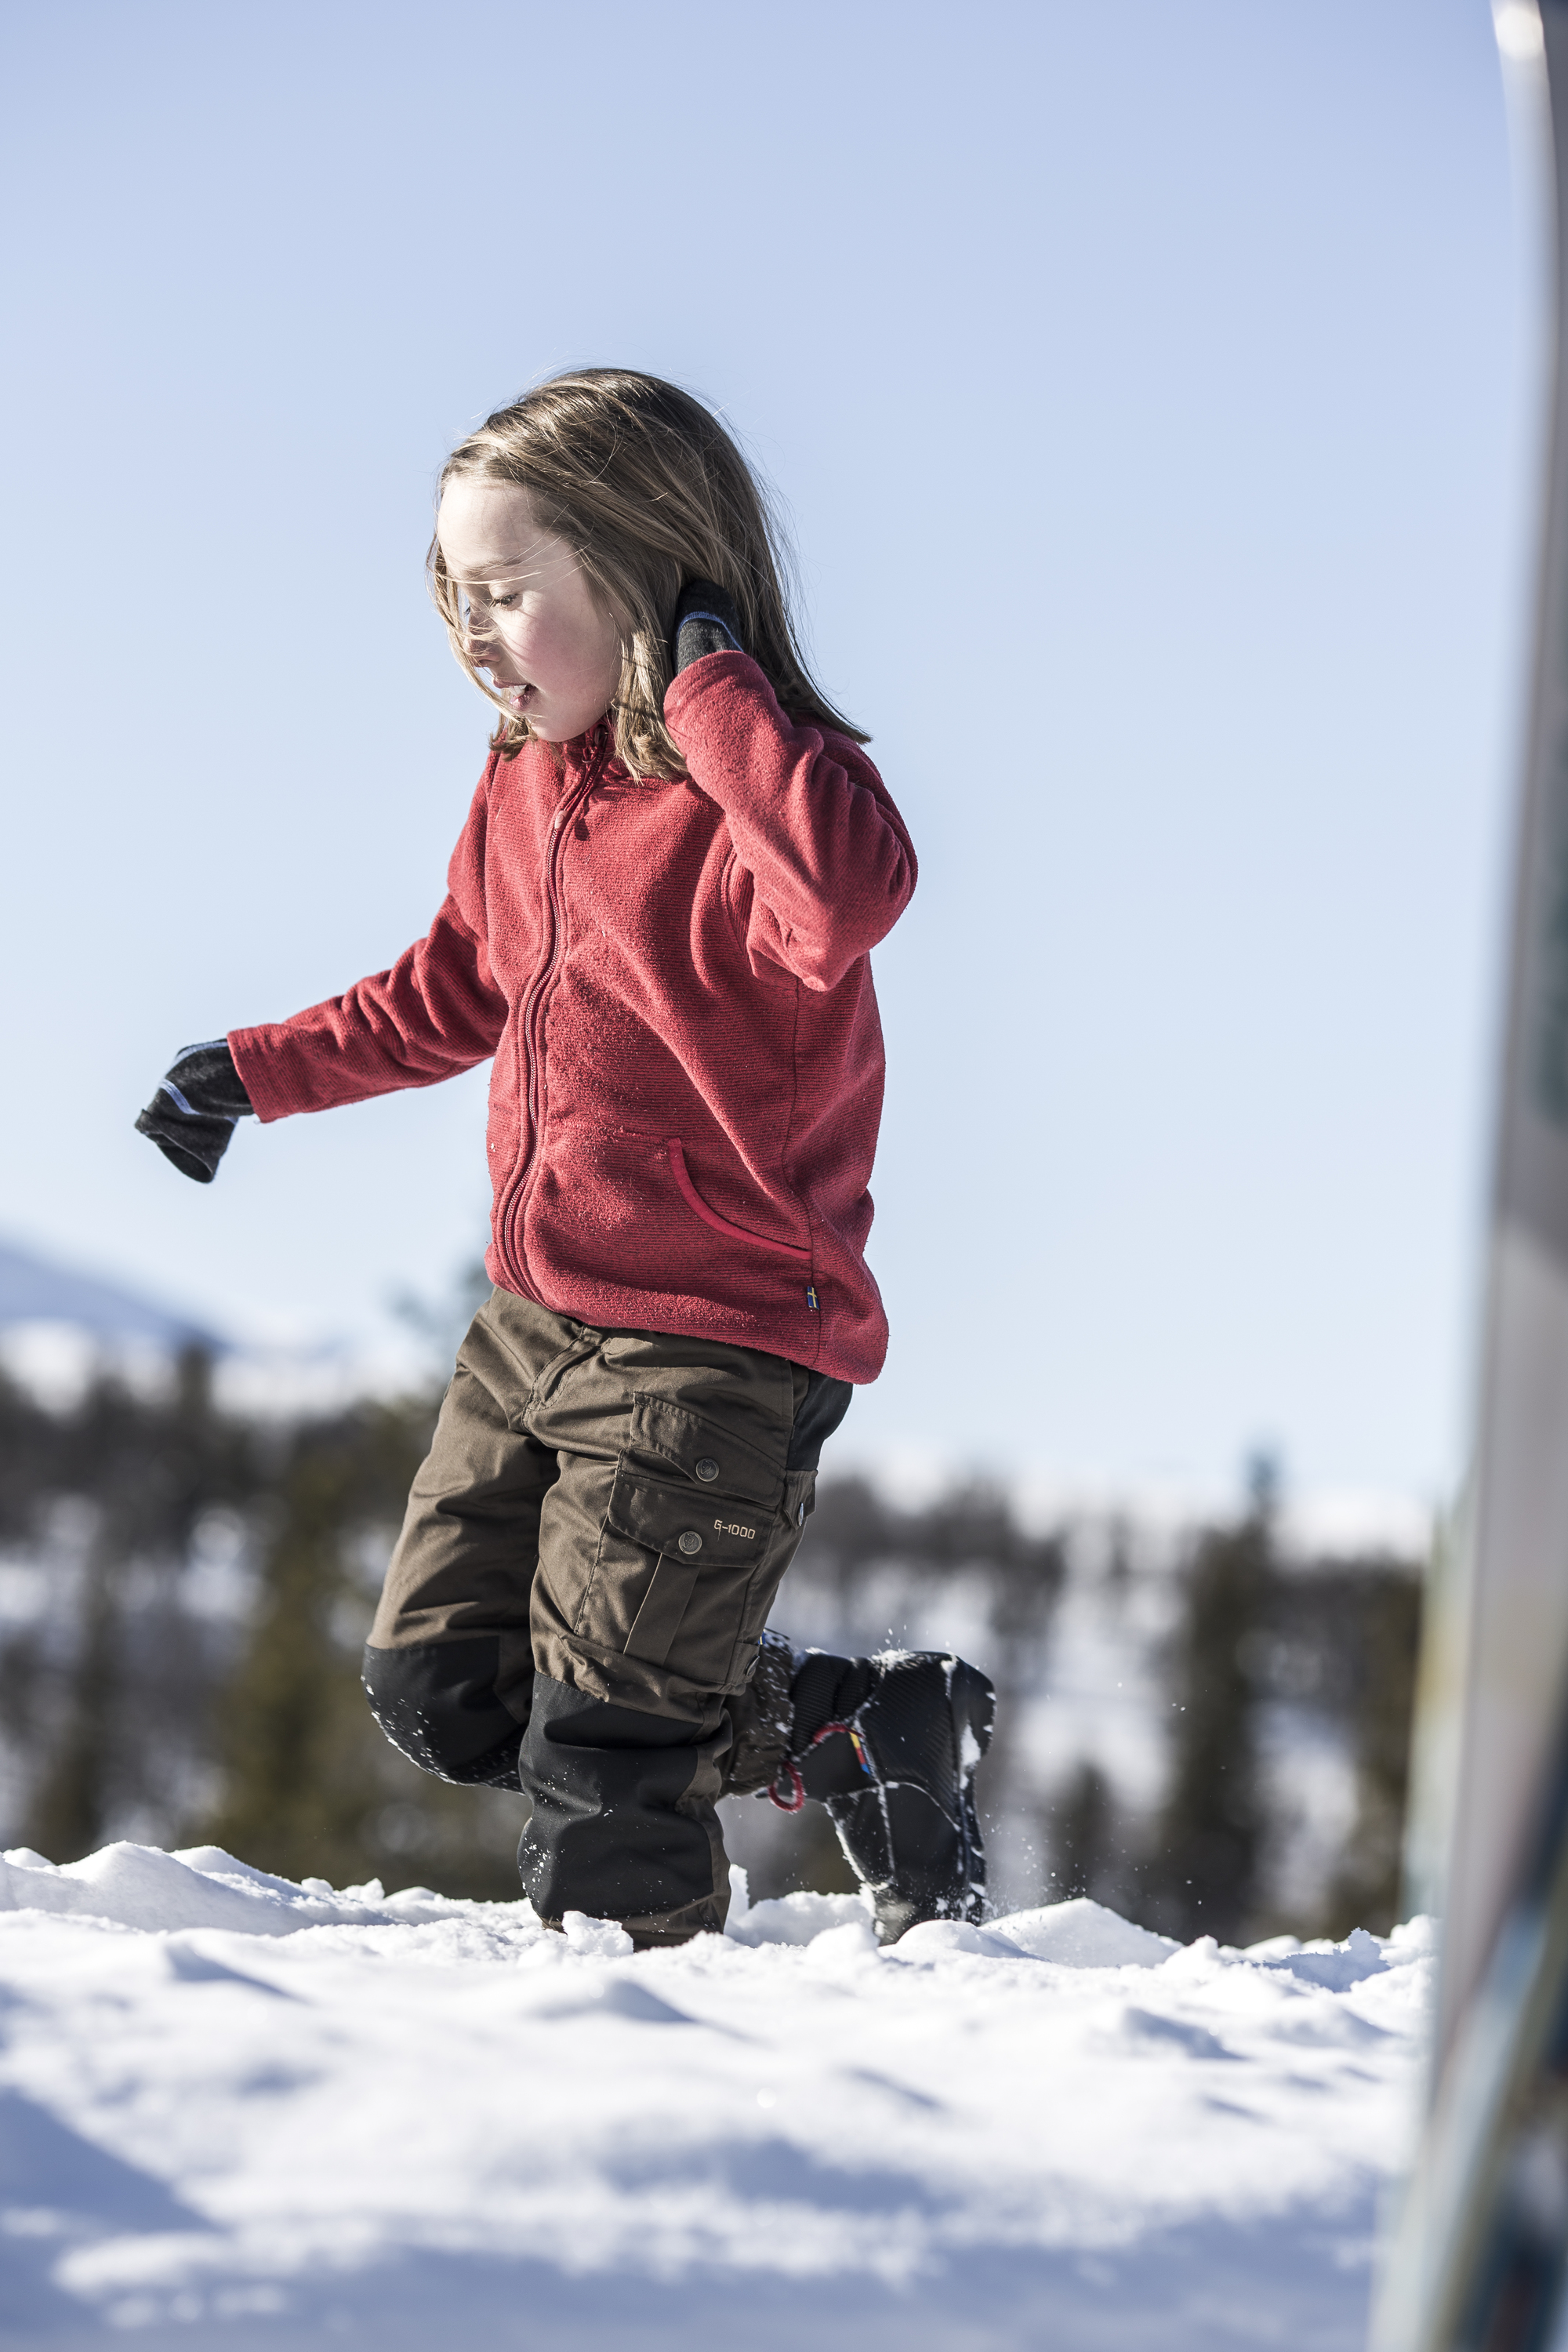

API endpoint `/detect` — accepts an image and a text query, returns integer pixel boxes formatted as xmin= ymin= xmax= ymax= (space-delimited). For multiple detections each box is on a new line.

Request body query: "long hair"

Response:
xmin=429 ymin=368 xmax=868 ymax=777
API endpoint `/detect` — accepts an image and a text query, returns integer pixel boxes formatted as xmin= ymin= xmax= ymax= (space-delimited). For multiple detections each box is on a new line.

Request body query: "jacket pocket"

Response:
xmin=664 ymin=1139 xmax=811 ymax=1264
xmin=589 ymin=1461 xmax=771 ymax=1686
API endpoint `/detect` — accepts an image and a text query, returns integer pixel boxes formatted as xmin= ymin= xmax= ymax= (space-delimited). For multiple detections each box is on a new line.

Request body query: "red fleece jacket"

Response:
xmin=229 ymin=653 xmax=916 ymax=1383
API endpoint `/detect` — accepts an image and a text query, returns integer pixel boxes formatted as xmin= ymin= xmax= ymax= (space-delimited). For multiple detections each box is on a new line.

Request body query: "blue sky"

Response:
xmin=0 ymin=0 xmax=1529 ymax=1504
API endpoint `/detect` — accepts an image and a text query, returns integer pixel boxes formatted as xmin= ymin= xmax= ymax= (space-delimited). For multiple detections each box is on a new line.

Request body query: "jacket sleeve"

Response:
xmin=662 ymin=652 xmax=916 ymax=992
xmin=228 ymin=775 xmax=506 ymax=1122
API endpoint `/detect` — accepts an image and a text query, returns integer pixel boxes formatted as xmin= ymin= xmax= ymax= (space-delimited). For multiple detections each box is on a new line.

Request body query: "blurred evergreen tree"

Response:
xmin=198 ymin=1403 xmax=419 ymax=1882
xmin=1261 ymin=1555 xmax=1423 ymax=1939
xmin=1145 ymin=1458 xmax=1276 ymax=1943
xmin=1324 ymin=1567 xmax=1422 ymax=1935
xmin=1051 ymin=1760 xmax=1115 ymax=1901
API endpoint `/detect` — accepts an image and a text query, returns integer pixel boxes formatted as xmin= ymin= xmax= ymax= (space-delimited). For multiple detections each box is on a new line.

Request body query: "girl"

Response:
xmin=137 ymin=369 xmax=993 ymax=1946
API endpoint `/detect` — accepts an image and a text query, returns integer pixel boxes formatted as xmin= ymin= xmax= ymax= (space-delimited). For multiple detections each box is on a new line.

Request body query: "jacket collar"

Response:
xmin=562 ymin=720 xmax=631 ymax=786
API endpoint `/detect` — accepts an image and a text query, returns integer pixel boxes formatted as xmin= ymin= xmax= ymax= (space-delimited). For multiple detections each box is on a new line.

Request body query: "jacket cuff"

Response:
xmin=227 ymin=1025 xmax=301 ymax=1124
xmin=662 ymin=649 xmax=790 ymax=801
xmin=663 ymin=648 xmax=776 ymax=729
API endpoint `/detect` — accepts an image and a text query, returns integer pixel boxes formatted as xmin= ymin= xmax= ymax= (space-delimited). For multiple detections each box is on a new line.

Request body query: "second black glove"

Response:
xmin=671 ymin=579 xmax=746 ymax=675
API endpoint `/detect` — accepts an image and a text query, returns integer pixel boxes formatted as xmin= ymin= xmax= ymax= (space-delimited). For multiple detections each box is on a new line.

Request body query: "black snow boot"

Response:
xmin=768 ymin=1646 xmax=996 ymax=1945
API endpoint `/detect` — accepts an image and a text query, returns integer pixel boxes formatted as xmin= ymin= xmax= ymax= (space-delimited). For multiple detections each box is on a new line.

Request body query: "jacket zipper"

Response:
xmin=496 ymin=729 xmax=609 ymax=1295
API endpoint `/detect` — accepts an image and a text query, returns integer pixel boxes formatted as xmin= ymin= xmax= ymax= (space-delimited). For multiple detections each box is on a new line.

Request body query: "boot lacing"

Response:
xmin=766 ymin=1720 xmax=875 ymax=1813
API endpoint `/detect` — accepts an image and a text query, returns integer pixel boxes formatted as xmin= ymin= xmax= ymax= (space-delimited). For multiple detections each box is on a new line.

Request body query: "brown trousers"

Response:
xmin=364 ymin=1288 xmax=845 ymax=1938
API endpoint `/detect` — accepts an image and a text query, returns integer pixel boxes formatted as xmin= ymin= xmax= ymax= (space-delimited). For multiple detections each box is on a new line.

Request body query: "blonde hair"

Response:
xmin=429 ymin=368 xmax=869 ymax=779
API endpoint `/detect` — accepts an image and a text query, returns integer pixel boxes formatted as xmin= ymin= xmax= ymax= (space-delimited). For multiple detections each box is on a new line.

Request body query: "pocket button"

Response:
xmin=677 ymin=1530 xmax=704 ymax=1555
xmin=695 ymin=1457 xmax=720 ymax=1483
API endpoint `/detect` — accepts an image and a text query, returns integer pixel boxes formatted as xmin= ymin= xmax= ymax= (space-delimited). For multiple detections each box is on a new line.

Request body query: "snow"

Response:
xmin=0 ymin=1843 xmax=1433 ymax=2350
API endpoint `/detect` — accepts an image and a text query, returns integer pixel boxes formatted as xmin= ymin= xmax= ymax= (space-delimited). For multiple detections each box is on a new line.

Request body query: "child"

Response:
xmin=136 ymin=369 xmax=993 ymax=1946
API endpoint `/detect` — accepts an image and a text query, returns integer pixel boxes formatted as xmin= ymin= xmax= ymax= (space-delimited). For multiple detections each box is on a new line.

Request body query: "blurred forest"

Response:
xmin=0 ymin=1351 xmax=1423 ymax=1942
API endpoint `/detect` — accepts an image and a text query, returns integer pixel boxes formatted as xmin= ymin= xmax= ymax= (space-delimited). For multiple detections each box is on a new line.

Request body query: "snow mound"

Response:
xmin=985 ymin=1895 xmax=1180 ymax=1967
xmin=727 ymin=1886 xmax=873 ymax=1945
xmin=0 ymin=1842 xmax=1436 ymax=2350
xmin=0 ymin=1842 xmax=479 ymax=1936
xmin=898 ymin=1916 xmax=1039 ymax=1959
xmin=1243 ymin=1917 xmax=1439 ymax=1989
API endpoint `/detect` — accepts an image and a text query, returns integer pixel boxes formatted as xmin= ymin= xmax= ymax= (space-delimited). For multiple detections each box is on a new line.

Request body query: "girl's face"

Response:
xmin=437 ymin=477 xmax=622 ymax=743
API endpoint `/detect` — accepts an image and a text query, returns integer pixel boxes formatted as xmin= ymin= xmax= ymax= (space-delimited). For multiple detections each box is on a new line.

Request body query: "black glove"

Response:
xmin=671 ymin=579 xmax=745 ymax=674
xmin=135 ymin=1040 xmax=254 ymax=1185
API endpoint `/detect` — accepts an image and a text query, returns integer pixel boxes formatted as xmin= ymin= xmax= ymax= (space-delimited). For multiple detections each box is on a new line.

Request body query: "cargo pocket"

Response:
xmin=626 ymin=1392 xmax=786 ymax=1514
xmin=589 ymin=1460 xmax=772 ymax=1693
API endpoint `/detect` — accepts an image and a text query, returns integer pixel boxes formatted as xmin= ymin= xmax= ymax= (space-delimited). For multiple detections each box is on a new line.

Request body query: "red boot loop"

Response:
xmin=766 ymin=1759 xmax=806 ymax=1814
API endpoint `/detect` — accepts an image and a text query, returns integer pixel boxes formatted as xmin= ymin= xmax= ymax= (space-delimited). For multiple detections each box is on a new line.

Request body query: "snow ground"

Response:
xmin=0 ymin=1846 xmax=1432 ymax=2351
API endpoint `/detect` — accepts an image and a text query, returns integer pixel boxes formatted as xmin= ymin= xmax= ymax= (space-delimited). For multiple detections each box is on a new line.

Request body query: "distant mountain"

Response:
xmin=0 ymin=1240 xmax=226 ymax=1353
